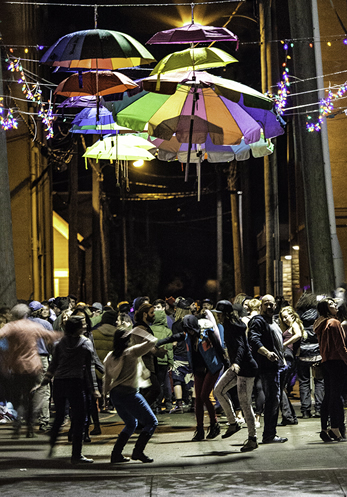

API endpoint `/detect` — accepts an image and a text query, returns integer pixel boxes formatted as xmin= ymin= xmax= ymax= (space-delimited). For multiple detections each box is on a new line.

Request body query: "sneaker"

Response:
xmin=240 ymin=437 xmax=258 ymax=452
xmin=169 ymin=405 xmax=184 ymax=414
xmin=90 ymin=427 xmax=102 ymax=436
xmin=206 ymin=422 xmax=220 ymax=439
xmin=255 ymin=421 xmax=261 ymax=429
xmin=222 ymin=423 xmax=241 ymax=439
xmin=262 ymin=435 xmax=288 ymax=444
xmin=192 ymin=427 xmax=205 ymax=442
xmin=71 ymin=455 xmax=94 ymax=464
xmin=302 ymin=411 xmax=311 ymax=419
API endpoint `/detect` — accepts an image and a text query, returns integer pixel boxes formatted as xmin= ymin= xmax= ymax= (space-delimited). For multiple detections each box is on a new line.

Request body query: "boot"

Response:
xmin=90 ymin=424 xmax=102 ymax=436
xmin=131 ymin=431 xmax=154 ymax=463
xmin=111 ymin=432 xmax=130 ymax=463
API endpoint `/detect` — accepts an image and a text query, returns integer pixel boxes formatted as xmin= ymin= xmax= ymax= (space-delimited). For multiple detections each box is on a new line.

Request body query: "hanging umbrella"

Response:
xmin=148 ymin=134 xmax=274 ymax=163
xmin=147 ymin=23 xmax=239 ymax=45
xmin=72 ymin=106 xmax=116 ymax=126
xmin=83 ymin=134 xmax=155 ymax=161
xmin=148 ymin=133 xmax=274 ymax=201
xmin=109 ymin=71 xmax=284 ymax=146
xmin=58 ymin=95 xmax=100 ymax=108
xmin=54 ymin=71 xmax=138 ymax=97
xmin=40 ymin=29 xmax=156 ymax=70
xmin=149 ymin=47 xmax=237 ymax=78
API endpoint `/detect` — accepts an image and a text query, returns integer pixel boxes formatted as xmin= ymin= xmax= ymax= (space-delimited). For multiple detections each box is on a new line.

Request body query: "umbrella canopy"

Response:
xmin=147 ymin=23 xmax=239 ymax=45
xmin=70 ymin=106 xmax=134 ymax=134
xmin=58 ymin=95 xmax=101 ymax=108
xmin=83 ymin=134 xmax=155 ymax=161
xmin=109 ymin=71 xmax=284 ymax=146
xmin=41 ymin=29 xmax=156 ymax=70
xmin=54 ymin=71 xmax=138 ymax=97
xmin=148 ymin=134 xmax=274 ymax=163
xmin=150 ymin=47 xmax=237 ymax=77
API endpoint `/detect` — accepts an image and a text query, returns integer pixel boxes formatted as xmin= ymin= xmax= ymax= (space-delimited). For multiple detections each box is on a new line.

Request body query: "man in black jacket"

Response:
xmin=248 ymin=295 xmax=288 ymax=444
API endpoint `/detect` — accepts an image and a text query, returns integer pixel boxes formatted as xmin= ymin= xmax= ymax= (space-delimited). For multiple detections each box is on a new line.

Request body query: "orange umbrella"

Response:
xmin=54 ymin=70 xmax=138 ymax=97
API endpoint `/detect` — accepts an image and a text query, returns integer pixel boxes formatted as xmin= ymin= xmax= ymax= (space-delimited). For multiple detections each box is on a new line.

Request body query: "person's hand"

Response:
xmin=231 ymin=363 xmax=240 ymax=374
xmin=155 ymin=347 xmax=167 ymax=359
xmin=266 ymin=351 xmax=279 ymax=362
xmin=93 ymin=389 xmax=102 ymax=399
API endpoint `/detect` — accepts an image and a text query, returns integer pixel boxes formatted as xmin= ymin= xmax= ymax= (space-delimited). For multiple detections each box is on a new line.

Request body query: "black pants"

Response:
xmin=140 ymin=372 xmax=161 ymax=408
xmin=50 ymin=378 xmax=87 ymax=458
xmin=321 ymin=360 xmax=347 ymax=435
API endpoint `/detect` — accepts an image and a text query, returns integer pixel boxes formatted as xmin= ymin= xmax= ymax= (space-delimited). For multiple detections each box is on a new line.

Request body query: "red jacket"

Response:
xmin=313 ymin=316 xmax=347 ymax=365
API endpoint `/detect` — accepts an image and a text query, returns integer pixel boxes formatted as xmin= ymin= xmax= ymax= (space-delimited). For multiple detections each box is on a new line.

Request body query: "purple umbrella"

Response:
xmin=147 ymin=23 xmax=239 ymax=46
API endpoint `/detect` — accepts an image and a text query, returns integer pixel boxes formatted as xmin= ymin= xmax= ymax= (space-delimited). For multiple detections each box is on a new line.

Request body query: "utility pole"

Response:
xmin=288 ymin=0 xmax=335 ymax=294
xmin=0 ymin=50 xmax=17 ymax=306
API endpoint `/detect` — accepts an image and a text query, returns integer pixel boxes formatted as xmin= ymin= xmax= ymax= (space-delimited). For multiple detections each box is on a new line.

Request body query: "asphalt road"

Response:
xmin=1 ymin=400 xmax=347 ymax=496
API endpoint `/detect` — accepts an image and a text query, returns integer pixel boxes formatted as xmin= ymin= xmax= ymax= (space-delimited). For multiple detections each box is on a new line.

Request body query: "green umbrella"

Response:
xmin=83 ymin=134 xmax=155 ymax=162
xmin=150 ymin=47 xmax=237 ymax=77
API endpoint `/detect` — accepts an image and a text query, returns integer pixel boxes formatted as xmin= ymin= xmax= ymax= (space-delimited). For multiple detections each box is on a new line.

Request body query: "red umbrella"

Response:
xmin=54 ymin=71 xmax=138 ymax=97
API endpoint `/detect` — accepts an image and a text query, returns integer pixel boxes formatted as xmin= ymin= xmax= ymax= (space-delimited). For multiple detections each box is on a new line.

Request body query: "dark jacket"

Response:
xmin=297 ymin=308 xmax=320 ymax=358
xmin=248 ymin=314 xmax=280 ymax=373
xmin=223 ymin=316 xmax=258 ymax=377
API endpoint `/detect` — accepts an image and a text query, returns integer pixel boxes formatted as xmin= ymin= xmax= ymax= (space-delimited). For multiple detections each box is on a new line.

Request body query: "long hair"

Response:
xmin=72 ymin=305 xmax=92 ymax=332
xmin=112 ymin=327 xmax=130 ymax=359
xmin=279 ymin=306 xmax=305 ymax=335
xmin=317 ymin=298 xmax=336 ymax=318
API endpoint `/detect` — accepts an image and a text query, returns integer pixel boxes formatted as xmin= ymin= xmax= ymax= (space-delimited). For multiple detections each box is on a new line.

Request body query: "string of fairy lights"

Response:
xmin=2 ymin=31 xmax=347 ymax=136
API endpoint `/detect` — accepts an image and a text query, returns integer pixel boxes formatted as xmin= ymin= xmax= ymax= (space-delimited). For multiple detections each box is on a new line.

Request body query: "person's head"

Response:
xmin=165 ymin=296 xmax=176 ymax=315
xmin=68 ymin=294 xmax=77 ymax=309
xmin=279 ymin=306 xmax=303 ymax=331
xmin=241 ymin=296 xmax=253 ymax=315
xmin=28 ymin=300 xmax=43 ymax=314
xmin=117 ymin=313 xmax=133 ymax=331
xmin=182 ymin=314 xmax=200 ymax=337
xmin=260 ymin=295 xmax=276 ymax=319
xmin=65 ymin=315 xmax=84 ymax=337
xmin=40 ymin=304 xmax=51 ymax=320
xmin=135 ymin=303 xmax=155 ymax=325
xmin=72 ymin=306 xmax=91 ymax=333
xmin=91 ymin=302 xmax=103 ymax=316
xmin=153 ymin=299 xmax=166 ymax=311
xmin=134 ymin=296 xmax=150 ymax=312
xmin=317 ymin=297 xmax=338 ymax=318
xmin=112 ymin=327 xmax=131 ymax=359
xmin=202 ymin=299 xmax=213 ymax=310
xmin=295 ymin=293 xmax=318 ymax=313
xmin=247 ymin=298 xmax=261 ymax=315
xmin=11 ymin=303 xmax=30 ymax=320
xmin=118 ymin=301 xmax=131 ymax=314
xmin=101 ymin=310 xmax=118 ymax=326
xmin=60 ymin=309 xmax=73 ymax=330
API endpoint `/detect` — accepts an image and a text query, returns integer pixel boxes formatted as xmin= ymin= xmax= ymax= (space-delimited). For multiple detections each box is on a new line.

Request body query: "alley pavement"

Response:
xmin=1 ymin=400 xmax=347 ymax=496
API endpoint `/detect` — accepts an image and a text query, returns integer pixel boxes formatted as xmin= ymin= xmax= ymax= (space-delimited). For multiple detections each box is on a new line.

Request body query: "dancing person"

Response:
xmin=214 ymin=300 xmax=259 ymax=452
xmin=313 ymin=298 xmax=347 ymax=442
xmin=103 ymin=322 xmax=181 ymax=463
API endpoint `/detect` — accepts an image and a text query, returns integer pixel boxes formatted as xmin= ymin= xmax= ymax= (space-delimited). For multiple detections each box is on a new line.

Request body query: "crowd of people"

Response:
xmin=0 ymin=289 xmax=347 ymax=464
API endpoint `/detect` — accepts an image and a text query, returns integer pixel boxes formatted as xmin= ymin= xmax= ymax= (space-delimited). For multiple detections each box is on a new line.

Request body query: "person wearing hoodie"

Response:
xmin=183 ymin=314 xmax=224 ymax=442
xmin=313 ymin=297 xmax=347 ymax=442
xmin=42 ymin=315 xmax=98 ymax=464
xmin=213 ymin=300 xmax=259 ymax=452
xmin=295 ymin=293 xmax=324 ymax=419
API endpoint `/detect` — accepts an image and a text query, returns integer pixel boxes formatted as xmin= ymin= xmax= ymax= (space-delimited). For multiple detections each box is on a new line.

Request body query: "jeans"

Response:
xmin=214 ymin=369 xmax=256 ymax=437
xmin=260 ymin=369 xmax=281 ymax=441
xmin=50 ymin=378 xmax=87 ymax=458
xmin=33 ymin=356 xmax=51 ymax=427
xmin=297 ymin=359 xmax=324 ymax=414
xmin=110 ymin=387 xmax=158 ymax=437
xmin=321 ymin=360 xmax=347 ymax=434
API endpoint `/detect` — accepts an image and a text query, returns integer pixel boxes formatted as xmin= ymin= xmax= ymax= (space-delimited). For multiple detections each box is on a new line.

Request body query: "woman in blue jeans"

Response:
xmin=103 ymin=320 xmax=181 ymax=463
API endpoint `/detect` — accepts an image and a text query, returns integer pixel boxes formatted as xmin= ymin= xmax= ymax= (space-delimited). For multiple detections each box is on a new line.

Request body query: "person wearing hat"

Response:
xmin=202 ymin=299 xmax=214 ymax=311
xmin=90 ymin=302 xmax=104 ymax=328
xmin=213 ymin=300 xmax=259 ymax=452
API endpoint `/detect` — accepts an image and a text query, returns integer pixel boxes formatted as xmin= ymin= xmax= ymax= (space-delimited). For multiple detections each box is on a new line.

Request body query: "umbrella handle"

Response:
xmin=185 ymin=83 xmax=197 ymax=181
